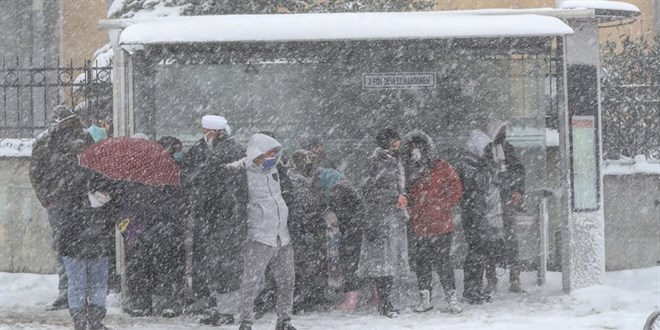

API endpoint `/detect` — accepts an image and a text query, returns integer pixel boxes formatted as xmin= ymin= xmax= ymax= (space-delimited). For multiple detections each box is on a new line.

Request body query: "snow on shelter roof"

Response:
xmin=118 ymin=12 xmax=573 ymax=45
xmin=558 ymin=0 xmax=640 ymax=13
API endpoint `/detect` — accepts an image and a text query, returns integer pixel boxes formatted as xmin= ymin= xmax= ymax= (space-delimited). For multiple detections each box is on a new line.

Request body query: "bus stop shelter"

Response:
xmin=100 ymin=4 xmax=639 ymax=293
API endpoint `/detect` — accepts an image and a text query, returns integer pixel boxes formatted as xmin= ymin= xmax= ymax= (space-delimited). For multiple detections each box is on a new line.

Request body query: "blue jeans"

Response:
xmin=62 ymin=256 xmax=109 ymax=309
xmin=47 ymin=206 xmax=68 ymax=293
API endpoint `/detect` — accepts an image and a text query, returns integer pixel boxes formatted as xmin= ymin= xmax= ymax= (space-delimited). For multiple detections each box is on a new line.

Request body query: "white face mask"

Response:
xmin=411 ymin=148 xmax=422 ymax=162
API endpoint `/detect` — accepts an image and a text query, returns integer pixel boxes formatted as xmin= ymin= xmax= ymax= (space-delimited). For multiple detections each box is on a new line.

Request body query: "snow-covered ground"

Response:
xmin=1 ymin=267 xmax=658 ymax=329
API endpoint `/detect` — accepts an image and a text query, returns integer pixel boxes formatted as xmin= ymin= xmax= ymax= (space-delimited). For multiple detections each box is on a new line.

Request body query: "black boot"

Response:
xmin=47 ymin=293 xmax=69 ymax=311
xmin=238 ymin=321 xmax=253 ymax=330
xmin=254 ymin=288 xmax=276 ymax=320
xmin=87 ymin=305 xmax=108 ymax=330
xmin=199 ymin=308 xmax=234 ymax=325
xmin=379 ymin=301 xmax=399 ymax=318
xmin=69 ymin=308 xmax=87 ymax=330
xmin=275 ymin=317 xmax=297 ymax=330
xmin=376 ymin=277 xmax=398 ymax=318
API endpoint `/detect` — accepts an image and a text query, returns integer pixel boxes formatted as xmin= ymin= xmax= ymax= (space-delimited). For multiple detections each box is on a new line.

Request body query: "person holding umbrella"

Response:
xmin=57 ymin=166 xmax=119 ymax=330
xmin=77 ymin=135 xmax=182 ymax=322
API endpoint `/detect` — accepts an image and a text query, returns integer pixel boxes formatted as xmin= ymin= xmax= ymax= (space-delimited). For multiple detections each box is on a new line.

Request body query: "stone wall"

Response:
xmin=0 ymin=157 xmax=55 ymax=273
xmin=0 ymin=156 xmax=657 ymax=273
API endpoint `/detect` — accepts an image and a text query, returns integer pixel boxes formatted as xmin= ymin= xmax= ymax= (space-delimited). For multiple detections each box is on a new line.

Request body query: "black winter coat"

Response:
xmin=29 ymin=125 xmax=92 ymax=208
xmin=493 ymin=141 xmax=526 ymax=198
xmin=180 ymin=135 xmax=245 ymax=228
xmin=58 ymin=169 xmax=119 ymax=258
xmin=455 ymin=152 xmax=500 ymax=245
xmin=287 ymin=170 xmax=324 ymax=248
xmin=326 ymin=180 xmax=364 ymax=241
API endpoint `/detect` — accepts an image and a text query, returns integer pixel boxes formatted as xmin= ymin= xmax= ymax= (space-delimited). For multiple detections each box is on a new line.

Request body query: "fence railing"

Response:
xmin=0 ymin=57 xmax=113 ymax=139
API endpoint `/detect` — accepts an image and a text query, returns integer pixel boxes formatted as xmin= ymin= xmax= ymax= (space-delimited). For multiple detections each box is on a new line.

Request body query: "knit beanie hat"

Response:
xmin=291 ymin=149 xmax=316 ymax=173
xmin=52 ymin=105 xmax=77 ymax=123
xmin=376 ymin=128 xmax=401 ymax=149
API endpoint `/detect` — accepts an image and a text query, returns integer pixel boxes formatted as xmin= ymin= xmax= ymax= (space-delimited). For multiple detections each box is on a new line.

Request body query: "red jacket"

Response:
xmin=409 ymin=160 xmax=464 ymax=237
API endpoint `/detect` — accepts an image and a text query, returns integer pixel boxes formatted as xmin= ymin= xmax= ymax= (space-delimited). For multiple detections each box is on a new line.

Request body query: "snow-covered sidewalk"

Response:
xmin=1 ymin=267 xmax=658 ymax=329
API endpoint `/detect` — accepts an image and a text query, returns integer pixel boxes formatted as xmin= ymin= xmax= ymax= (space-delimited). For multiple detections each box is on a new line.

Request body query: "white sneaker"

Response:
xmin=446 ymin=291 xmax=463 ymax=314
xmin=414 ymin=290 xmax=433 ymax=313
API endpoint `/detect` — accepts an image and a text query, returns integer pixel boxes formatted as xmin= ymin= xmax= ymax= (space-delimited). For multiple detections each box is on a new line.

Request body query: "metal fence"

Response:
xmin=602 ymin=84 xmax=660 ymax=159
xmin=0 ymin=57 xmax=112 ymax=139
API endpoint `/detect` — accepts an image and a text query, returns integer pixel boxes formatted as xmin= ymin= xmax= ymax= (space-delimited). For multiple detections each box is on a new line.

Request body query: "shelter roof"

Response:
xmin=116 ymin=11 xmax=574 ymax=45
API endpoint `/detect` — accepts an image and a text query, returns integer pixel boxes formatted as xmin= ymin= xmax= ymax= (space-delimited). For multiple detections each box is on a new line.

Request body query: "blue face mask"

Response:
xmin=87 ymin=125 xmax=107 ymax=142
xmin=261 ymin=157 xmax=278 ymax=170
xmin=173 ymin=151 xmax=184 ymax=161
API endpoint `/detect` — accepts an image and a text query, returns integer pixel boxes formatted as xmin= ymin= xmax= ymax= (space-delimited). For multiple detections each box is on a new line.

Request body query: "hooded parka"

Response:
xmin=403 ymin=130 xmax=464 ymax=237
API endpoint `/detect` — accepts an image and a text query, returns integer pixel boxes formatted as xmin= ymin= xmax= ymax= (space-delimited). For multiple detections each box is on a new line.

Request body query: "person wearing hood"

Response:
xmin=455 ymin=130 xmax=505 ymax=305
xmin=225 ymin=133 xmax=297 ymax=330
xmin=29 ymin=105 xmax=93 ymax=311
xmin=180 ymin=115 xmax=245 ymax=312
xmin=357 ymin=128 xmax=410 ymax=318
xmin=401 ymin=130 xmax=464 ymax=314
xmin=482 ymin=118 xmax=527 ymax=294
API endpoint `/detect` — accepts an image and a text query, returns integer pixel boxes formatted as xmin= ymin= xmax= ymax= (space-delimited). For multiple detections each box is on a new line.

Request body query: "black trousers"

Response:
xmin=415 ymin=234 xmax=456 ymax=296
xmin=367 ymin=276 xmax=393 ymax=308
xmin=340 ymin=230 xmax=363 ymax=292
xmin=125 ymin=231 xmax=185 ymax=311
xmin=463 ymin=236 xmax=501 ymax=299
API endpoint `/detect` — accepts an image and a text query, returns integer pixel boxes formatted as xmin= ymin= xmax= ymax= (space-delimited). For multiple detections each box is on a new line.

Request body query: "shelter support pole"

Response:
xmin=109 ymin=28 xmax=133 ymax=309
xmin=558 ymin=17 xmax=606 ymax=292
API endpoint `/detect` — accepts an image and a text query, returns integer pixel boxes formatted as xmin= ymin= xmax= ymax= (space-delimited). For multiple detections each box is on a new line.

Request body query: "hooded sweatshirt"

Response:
xmin=230 ymin=133 xmax=290 ymax=247
xmin=483 ymin=118 xmax=526 ymax=197
xmin=459 ymin=130 xmax=503 ymax=241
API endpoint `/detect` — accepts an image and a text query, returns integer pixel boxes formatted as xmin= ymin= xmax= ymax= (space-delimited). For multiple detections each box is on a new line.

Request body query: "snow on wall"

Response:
xmin=603 ymin=155 xmax=660 ymax=175
xmin=569 ymin=210 xmax=606 ymax=290
xmin=0 ymin=139 xmax=34 ymax=157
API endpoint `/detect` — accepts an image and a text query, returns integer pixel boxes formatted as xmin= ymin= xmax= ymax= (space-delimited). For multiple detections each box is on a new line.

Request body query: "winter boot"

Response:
xmin=47 ymin=292 xmax=69 ymax=311
xmin=69 ymin=308 xmax=87 ymax=330
xmin=413 ymin=290 xmax=433 ymax=313
xmin=199 ymin=308 xmax=235 ymax=325
xmin=162 ymin=308 xmax=179 ymax=318
xmin=446 ymin=290 xmax=463 ymax=314
xmin=484 ymin=279 xmax=497 ymax=297
xmin=275 ymin=317 xmax=297 ymax=330
xmin=254 ymin=288 xmax=276 ymax=320
xmin=238 ymin=321 xmax=252 ymax=330
xmin=463 ymin=291 xmax=486 ymax=305
xmin=379 ymin=301 xmax=399 ymax=318
xmin=335 ymin=291 xmax=360 ymax=312
xmin=509 ymin=280 xmax=526 ymax=293
xmin=87 ymin=305 xmax=108 ymax=330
